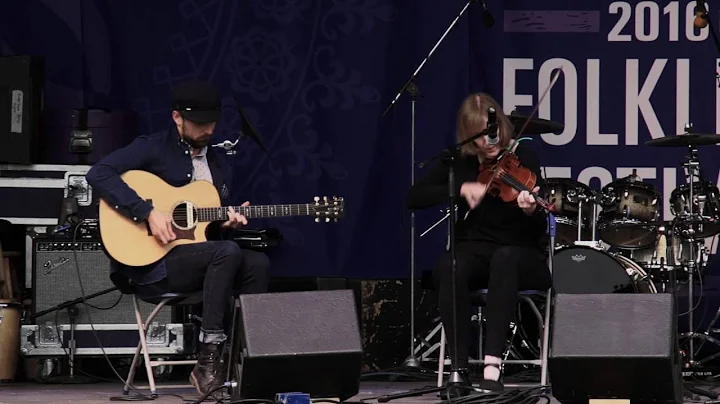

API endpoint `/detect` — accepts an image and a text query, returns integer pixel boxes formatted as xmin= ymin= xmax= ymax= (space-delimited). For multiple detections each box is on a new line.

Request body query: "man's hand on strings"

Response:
xmin=222 ymin=201 xmax=250 ymax=228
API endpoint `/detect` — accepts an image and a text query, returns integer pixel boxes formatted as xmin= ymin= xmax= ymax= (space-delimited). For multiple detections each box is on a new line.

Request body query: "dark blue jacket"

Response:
xmin=86 ymin=125 xmax=234 ymax=286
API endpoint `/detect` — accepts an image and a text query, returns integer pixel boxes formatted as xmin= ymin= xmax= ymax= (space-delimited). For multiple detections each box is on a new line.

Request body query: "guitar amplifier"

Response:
xmin=28 ymin=226 xmax=173 ymax=325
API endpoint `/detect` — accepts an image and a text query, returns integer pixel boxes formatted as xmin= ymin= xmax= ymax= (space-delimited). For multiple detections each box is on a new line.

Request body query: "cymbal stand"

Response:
xmin=677 ymin=142 xmax=705 ymax=368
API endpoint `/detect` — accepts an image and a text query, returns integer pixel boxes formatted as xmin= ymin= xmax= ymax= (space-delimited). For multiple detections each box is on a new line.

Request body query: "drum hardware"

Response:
xmin=545 ymin=178 xmax=595 ymax=246
xmin=573 ymin=240 xmax=607 ymax=251
xmin=646 ymin=126 xmax=720 ymax=369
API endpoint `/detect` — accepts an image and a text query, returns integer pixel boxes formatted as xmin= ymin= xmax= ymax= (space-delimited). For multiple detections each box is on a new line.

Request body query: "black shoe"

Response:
xmin=190 ymin=342 xmax=225 ymax=396
xmin=477 ymin=363 xmax=504 ymax=393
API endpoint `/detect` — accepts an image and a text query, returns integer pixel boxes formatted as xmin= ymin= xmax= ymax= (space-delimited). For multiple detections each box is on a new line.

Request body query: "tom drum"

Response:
xmin=670 ymin=181 xmax=720 ymax=240
xmin=545 ymin=178 xmax=594 ymax=246
xmin=598 ymin=179 xmax=661 ymax=249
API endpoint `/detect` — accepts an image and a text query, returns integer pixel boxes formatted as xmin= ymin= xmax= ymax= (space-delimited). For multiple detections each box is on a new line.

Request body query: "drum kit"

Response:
xmin=549 ymin=127 xmax=720 ymax=371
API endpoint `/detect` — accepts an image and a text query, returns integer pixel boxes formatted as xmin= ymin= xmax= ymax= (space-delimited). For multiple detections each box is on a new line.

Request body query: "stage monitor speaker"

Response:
xmin=549 ymin=293 xmax=682 ymax=404
xmin=0 ymin=55 xmax=44 ymax=164
xmin=230 ymin=289 xmax=362 ymax=400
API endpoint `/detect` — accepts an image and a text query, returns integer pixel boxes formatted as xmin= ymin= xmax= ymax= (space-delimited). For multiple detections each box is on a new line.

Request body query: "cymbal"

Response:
xmin=645 ymin=133 xmax=720 ymax=147
xmin=508 ymin=112 xmax=564 ymax=135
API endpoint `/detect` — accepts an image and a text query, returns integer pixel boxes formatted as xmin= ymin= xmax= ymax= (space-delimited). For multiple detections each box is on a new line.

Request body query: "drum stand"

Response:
xmin=676 ymin=144 xmax=715 ymax=369
xmin=573 ymin=190 xmax=604 ymax=250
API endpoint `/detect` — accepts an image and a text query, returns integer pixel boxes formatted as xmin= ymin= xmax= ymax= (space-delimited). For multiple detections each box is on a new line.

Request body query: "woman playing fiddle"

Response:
xmin=406 ymin=93 xmax=551 ymax=395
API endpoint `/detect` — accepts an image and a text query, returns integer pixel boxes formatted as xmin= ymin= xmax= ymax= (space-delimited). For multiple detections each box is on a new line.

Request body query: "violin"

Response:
xmin=474 ymin=66 xmax=564 ymax=214
xmin=477 ymin=150 xmax=555 ymax=213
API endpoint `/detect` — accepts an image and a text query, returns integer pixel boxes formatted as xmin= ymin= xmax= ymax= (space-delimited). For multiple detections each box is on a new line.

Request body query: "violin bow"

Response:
xmin=498 ymin=67 xmax=564 ymax=213
xmin=508 ymin=66 xmax=564 ymax=152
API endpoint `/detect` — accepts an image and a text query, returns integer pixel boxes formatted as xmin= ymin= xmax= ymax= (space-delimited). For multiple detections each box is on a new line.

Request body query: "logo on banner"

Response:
xmin=497 ymin=2 xmax=719 ymax=254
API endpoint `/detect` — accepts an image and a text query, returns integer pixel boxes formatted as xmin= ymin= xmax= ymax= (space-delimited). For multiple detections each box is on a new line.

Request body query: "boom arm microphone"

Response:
xmin=486 ymin=107 xmax=499 ymax=145
xmin=212 ymin=135 xmax=243 ymax=155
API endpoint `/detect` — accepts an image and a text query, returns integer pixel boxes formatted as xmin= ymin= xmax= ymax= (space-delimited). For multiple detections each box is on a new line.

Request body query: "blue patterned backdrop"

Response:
xmin=2 ymin=0 xmax=720 ymax=288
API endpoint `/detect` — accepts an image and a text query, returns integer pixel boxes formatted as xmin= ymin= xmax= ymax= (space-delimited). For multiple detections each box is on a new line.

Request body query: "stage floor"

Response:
xmin=0 ymin=381 xmax=549 ymax=404
xmin=0 ymin=381 xmax=714 ymax=404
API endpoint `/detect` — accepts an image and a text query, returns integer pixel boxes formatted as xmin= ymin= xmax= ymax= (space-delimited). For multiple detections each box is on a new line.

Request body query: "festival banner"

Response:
xmin=472 ymin=1 xmax=720 ymax=278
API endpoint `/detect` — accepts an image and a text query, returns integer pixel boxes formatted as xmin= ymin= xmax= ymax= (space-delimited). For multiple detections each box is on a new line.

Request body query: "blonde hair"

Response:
xmin=456 ymin=93 xmax=514 ymax=156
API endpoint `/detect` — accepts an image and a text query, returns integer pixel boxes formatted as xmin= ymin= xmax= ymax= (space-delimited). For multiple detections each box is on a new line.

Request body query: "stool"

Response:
xmin=123 ymin=291 xmax=203 ymax=397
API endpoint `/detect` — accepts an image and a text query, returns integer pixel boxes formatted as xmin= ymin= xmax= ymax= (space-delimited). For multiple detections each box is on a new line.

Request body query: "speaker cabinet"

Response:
xmin=230 ymin=289 xmax=362 ymax=400
xmin=549 ymin=293 xmax=682 ymax=404
xmin=0 ymin=55 xmax=44 ymax=164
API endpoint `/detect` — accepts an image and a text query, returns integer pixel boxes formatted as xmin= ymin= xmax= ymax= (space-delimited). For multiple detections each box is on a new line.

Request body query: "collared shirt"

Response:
xmin=191 ymin=146 xmax=214 ymax=184
xmin=86 ymin=126 xmax=234 ymax=286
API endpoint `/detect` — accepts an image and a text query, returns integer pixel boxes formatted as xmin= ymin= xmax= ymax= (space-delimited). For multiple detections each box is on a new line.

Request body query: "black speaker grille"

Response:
xmin=549 ymin=293 xmax=682 ymax=404
xmin=552 ymin=293 xmax=673 ymax=357
xmin=235 ymin=289 xmax=362 ymax=400
xmin=34 ymin=243 xmax=171 ymax=325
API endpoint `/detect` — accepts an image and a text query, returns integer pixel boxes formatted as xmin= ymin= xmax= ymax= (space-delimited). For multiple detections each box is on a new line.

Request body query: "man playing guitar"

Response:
xmin=86 ymin=80 xmax=270 ymax=395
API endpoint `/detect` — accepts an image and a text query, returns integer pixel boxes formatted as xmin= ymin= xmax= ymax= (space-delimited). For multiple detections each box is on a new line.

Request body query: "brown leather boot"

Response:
xmin=190 ymin=342 xmax=225 ymax=395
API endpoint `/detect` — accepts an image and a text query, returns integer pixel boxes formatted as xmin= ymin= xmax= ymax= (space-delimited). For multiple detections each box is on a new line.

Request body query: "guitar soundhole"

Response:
xmin=171 ymin=201 xmax=198 ymax=230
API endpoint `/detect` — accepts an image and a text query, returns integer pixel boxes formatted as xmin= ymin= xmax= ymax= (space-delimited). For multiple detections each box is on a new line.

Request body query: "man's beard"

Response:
xmin=182 ymin=134 xmax=211 ymax=149
xmin=179 ymin=123 xmax=211 ymax=148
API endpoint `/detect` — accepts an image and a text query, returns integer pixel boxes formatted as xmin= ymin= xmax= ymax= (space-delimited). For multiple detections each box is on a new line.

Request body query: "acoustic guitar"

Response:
xmin=98 ymin=170 xmax=345 ymax=266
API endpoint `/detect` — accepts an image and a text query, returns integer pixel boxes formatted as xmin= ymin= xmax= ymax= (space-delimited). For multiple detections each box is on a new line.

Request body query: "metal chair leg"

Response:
xmin=540 ymin=289 xmax=552 ymax=386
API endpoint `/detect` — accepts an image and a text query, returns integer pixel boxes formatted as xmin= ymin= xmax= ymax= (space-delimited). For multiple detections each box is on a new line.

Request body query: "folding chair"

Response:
xmin=435 ymin=289 xmax=551 ymax=387
xmin=122 ymin=291 xmax=203 ymax=397
xmin=435 ymin=214 xmax=557 ymax=388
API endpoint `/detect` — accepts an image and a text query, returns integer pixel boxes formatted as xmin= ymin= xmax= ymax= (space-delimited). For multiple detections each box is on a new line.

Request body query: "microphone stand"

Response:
xmin=382 ymin=0 xmax=477 ymax=368
xmin=212 ymin=100 xmax=272 ymax=158
xmin=378 ymin=127 xmax=495 ymax=403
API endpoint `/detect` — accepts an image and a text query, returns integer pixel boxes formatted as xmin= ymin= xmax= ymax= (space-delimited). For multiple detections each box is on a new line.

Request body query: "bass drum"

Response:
xmin=552 ymin=246 xmax=657 ymax=294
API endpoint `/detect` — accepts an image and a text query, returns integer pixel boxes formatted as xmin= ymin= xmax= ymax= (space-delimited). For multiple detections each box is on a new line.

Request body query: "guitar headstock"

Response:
xmin=312 ymin=196 xmax=345 ymax=223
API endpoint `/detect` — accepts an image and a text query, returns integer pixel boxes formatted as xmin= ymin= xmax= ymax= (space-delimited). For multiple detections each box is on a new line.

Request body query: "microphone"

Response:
xmin=695 ymin=1 xmax=708 ymax=29
xmin=212 ymin=136 xmax=242 ymax=155
xmin=479 ymin=0 xmax=495 ymax=27
xmin=486 ymin=107 xmax=499 ymax=145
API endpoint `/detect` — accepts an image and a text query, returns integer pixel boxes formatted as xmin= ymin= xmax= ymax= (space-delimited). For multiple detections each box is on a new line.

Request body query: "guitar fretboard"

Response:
xmin=197 ymin=204 xmax=315 ymax=222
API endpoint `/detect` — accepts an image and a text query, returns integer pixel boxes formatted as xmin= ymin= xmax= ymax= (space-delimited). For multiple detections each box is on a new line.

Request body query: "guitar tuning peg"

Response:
xmin=325 ymin=217 xmax=330 ymax=223
xmin=314 ymin=196 xmax=320 ymax=202
xmin=323 ymin=196 xmax=328 ymax=202
xmin=315 ymin=217 xmax=320 ymax=223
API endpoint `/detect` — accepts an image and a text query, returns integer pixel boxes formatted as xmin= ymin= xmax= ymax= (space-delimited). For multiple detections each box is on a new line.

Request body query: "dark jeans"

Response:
xmin=432 ymin=241 xmax=550 ymax=368
xmin=135 ymin=240 xmax=270 ymax=339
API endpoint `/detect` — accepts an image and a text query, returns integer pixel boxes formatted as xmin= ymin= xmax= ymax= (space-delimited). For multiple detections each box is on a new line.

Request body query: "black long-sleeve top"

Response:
xmin=406 ymin=141 xmax=548 ymax=251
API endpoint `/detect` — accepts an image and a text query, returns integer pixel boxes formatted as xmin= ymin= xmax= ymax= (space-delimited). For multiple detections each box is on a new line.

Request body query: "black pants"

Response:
xmin=432 ymin=241 xmax=550 ymax=368
xmin=135 ymin=240 xmax=270 ymax=338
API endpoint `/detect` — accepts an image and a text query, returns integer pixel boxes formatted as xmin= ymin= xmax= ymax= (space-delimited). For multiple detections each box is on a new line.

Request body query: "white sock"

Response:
xmin=483 ymin=355 xmax=501 ymax=381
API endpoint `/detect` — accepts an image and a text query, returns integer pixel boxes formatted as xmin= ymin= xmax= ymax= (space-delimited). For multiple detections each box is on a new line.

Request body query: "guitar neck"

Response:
xmin=197 ymin=204 xmax=316 ymax=222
